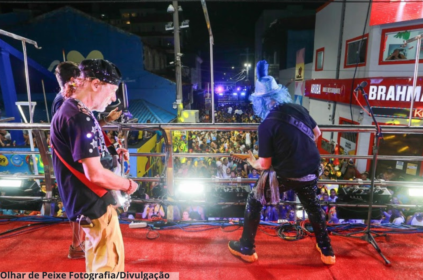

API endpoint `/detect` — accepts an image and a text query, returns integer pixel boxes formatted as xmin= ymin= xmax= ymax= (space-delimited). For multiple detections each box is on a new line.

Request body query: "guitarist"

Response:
xmin=51 ymin=59 xmax=138 ymax=272
xmin=228 ymin=60 xmax=335 ymax=265
xmin=53 ymin=61 xmax=123 ymax=260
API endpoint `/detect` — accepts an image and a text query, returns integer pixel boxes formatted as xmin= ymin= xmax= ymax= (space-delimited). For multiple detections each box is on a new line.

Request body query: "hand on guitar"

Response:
xmin=116 ymin=147 xmax=129 ymax=161
xmin=231 ymin=151 xmax=259 ymax=166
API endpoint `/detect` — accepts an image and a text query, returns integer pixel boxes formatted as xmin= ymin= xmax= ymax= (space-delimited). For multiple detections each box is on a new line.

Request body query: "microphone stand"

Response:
xmin=345 ymin=86 xmax=390 ymax=265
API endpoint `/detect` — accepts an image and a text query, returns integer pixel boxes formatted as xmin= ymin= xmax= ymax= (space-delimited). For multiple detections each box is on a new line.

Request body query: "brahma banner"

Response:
xmin=305 ymin=77 xmax=423 ymax=110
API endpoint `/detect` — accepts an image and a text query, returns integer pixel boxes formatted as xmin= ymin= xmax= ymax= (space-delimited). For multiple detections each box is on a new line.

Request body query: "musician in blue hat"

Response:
xmin=228 ymin=60 xmax=335 ymax=265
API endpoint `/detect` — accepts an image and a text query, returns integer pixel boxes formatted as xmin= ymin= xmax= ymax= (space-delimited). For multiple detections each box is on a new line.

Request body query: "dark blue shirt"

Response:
xmin=258 ymin=103 xmax=320 ymax=178
xmin=50 ymin=98 xmax=110 ymax=221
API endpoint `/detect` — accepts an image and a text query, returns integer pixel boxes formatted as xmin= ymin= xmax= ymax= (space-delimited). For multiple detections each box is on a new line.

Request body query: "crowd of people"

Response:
xmin=199 ymin=103 xmax=262 ymax=124
xmin=169 ymin=120 xmax=423 ymax=226
xmin=318 ymin=156 xmax=423 ymax=226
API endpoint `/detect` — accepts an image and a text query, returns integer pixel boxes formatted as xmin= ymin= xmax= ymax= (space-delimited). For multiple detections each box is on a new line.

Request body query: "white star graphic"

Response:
xmin=90 ymin=139 xmax=98 ymax=150
xmin=91 ymin=126 xmax=97 ymax=135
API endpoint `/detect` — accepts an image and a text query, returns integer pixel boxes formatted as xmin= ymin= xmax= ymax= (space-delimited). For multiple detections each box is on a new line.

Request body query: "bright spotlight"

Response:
xmin=178 ymin=181 xmax=205 ymax=194
xmin=216 ymin=86 xmax=224 ymax=93
xmin=409 ymin=188 xmax=423 ymax=197
xmin=0 ymin=179 xmax=22 ymax=188
xmin=240 ymin=91 xmax=246 ymax=96
xmin=233 ymin=92 xmax=238 ymax=95
xmin=236 ymin=87 xmax=241 ymax=91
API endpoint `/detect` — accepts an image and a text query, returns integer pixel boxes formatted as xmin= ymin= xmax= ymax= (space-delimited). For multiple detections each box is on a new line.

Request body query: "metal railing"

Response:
xmin=0 ymin=123 xmax=422 ymax=215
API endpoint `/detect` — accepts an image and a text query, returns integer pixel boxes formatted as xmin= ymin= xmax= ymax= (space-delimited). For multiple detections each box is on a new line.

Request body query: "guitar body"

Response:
xmin=110 ymin=190 xmax=131 ymax=214
xmin=110 ymin=150 xmax=131 ymax=213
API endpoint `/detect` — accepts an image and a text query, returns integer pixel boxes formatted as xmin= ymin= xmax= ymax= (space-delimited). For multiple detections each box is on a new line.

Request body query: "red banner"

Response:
xmin=305 ymin=77 xmax=423 ymax=109
xmin=370 ymin=0 xmax=423 ymax=26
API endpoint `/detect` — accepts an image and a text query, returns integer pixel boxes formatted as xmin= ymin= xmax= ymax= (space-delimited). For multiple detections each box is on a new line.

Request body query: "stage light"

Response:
xmin=398 ymin=146 xmax=409 ymax=153
xmin=165 ymin=22 xmax=174 ymax=31
xmin=216 ymin=86 xmax=224 ymax=93
xmin=177 ymin=181 xmax=205 ymax=195
xmin=180 ymin=19 xmax=190 ymax=29
xmin=240 ymin=91 xmax=246 ymax=96
xmin=236 ymin=87 xmax=241 ymax=91
xmin=409 ymin=188 xmax=423 ymax=197
xmin=0 ymin=179 xmax=22 ymax=188
xmin=233 ymin=92 xmax=238 ymax=95
xmin=167 ymin=4 xmax=175 ymax=13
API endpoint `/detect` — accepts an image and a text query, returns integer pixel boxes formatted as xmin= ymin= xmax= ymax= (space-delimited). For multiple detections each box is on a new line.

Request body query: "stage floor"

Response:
xmin=0 ymin=220 xmax=422 ymax=280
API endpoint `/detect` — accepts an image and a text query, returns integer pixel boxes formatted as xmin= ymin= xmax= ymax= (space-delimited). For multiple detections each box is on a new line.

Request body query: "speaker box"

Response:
xmin=206 ymin=204 xmax=245 ymax=218
xmin=336 ymin=206 xmax=381 ymax=219
xmin=336 ymin=186 xmax=391 ymax=219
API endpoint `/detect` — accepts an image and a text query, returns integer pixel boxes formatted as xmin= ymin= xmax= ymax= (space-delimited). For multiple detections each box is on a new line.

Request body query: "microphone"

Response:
xmin=354 ymin=81 xmax=368 ymax=93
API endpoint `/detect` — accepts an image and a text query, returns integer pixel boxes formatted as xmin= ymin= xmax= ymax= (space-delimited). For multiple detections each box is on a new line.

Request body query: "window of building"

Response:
xmin=131 ymin=13 xmax=137 ymax=17
xmin=379 ymin=24 xmax=423 ymax=65
xmin=122 ymin=13 xmax=130 ymax=18
xmin=126 ymin=21 xmax=131 ymax=25
xmin=315 ymin=47 xmax=324 ymax=71
xmin=344 ymin=34 xmax=369 ymax=68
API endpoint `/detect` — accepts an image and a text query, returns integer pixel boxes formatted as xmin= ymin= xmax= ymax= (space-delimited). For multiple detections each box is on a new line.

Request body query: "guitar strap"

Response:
xmin=51 ymin=144 xmax=108 ymax=198
xmin=266 ymin=111 xmax=315 ymax=142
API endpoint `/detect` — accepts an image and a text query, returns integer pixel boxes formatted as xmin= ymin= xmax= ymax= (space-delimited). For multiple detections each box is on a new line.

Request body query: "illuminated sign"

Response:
xmin=368 ymin=86 xmax=422 ymax=102
xmin=305 ymin=77 xmax=423 ymax=109
xmin=371 ymin=107 xmax=423 ymax=119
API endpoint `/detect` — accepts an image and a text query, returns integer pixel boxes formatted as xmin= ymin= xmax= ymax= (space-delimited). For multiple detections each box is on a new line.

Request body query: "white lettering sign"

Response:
xmin=322 ymin=87 xmax=341 ymax=94
xmin=367 ymin=85 xmax=422 ymax=102
xmin=311 ymin=84 xmax=321 ymax=94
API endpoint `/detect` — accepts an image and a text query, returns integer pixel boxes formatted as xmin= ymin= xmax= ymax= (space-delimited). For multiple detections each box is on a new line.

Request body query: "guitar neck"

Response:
xmin=231 ymin=153 xmax=259 ymax=160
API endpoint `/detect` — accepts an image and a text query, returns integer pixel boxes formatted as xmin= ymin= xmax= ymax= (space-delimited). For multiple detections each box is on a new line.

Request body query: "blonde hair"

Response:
xmin=62 ymin=77 xmax=107 ymax=99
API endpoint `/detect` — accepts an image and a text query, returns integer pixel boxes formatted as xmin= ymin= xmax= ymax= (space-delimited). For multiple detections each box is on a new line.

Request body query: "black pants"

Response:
xmin=240 ymin=179 xmax=331 ymax=248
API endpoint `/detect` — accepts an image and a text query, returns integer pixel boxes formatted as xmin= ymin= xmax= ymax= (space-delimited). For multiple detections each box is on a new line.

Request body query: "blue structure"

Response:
xmin=0 ymin=6 xmax=176 ymax=122
xmin=130 ymin=99 xmax=176 ymax=123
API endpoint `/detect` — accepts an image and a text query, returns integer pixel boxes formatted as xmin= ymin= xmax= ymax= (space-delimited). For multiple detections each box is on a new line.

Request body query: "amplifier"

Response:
xmin=210 ymin=187 xmax=249 ymax=202
xmin=337 ymin=186 xmax=392 ymax=204
xmin=336 ymin=186 xmax=392 ymax=219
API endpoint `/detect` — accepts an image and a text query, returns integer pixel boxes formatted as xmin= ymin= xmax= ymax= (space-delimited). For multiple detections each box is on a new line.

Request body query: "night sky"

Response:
xmin=0 ymin=1 xmax=322 ymax=83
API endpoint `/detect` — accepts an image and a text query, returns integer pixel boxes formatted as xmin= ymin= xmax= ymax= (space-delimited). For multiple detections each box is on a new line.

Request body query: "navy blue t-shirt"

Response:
xmin=51 ymin=92 xmax=64 ymax=117
xmin=50 ymin=98 xmax=110 ymax=221
xmin=258 ymin=103 xmax=320 ymax=178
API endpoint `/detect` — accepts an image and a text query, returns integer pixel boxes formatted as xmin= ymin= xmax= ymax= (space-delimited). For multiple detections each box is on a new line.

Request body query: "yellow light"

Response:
xmin=397 ymin=146 xmax=409 ymax=153
xmin=383 ymin=135 xmax=395 ymax=140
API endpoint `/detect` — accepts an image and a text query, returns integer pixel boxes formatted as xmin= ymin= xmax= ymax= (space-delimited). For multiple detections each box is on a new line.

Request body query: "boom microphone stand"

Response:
xmin=343 ymin=81 xmax=390 ymax=265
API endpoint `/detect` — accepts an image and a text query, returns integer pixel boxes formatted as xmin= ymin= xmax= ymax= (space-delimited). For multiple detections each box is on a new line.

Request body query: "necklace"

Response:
xmin=71 ymin=98 xmax=108 ymax=156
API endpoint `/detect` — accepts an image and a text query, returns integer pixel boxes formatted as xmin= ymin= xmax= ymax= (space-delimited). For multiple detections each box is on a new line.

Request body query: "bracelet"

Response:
xmin=126 ymin=179 xmax=132 ymax=193
xmin=103 ymin=115 xmax=113 ymax=124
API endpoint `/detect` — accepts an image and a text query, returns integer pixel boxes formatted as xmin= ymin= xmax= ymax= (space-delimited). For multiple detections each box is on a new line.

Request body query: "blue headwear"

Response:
xmin=250 ymin=60 xmax=292 ymax=120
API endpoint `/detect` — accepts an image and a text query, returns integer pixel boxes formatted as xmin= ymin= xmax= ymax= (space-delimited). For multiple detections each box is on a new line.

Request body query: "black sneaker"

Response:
xmin=228 ymin=241 xmax=258 ymax=262
xmin=316 ymin=243 xmax=336 ymax=265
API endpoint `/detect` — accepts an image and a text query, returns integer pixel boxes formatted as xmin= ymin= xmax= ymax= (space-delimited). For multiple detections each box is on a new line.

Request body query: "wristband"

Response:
xmin=126 ymin=179 xmax=132 ymax=193
xmin=103 ymin=115 xmax=113 ymax=124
